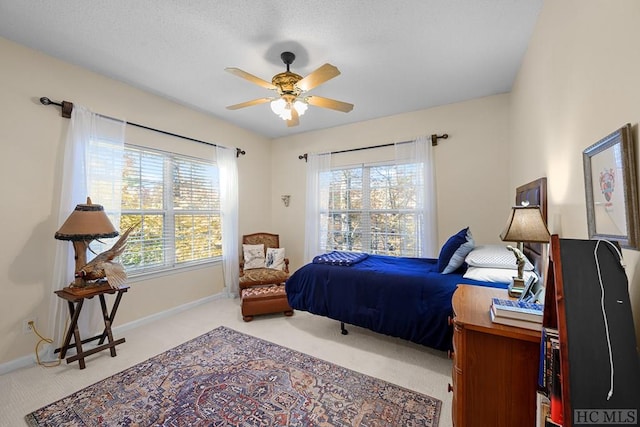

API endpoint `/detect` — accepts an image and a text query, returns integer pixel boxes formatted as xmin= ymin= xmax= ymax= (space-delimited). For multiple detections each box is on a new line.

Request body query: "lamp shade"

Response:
xmin=55 ymin=197 xmax=119 ymax=241
xmin=500 ymin=205 xmax=550 ymax=243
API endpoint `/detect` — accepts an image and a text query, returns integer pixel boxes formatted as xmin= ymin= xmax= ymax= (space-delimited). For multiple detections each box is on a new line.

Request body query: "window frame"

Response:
xmin=321 ymin=160 xmax=425 ymax=257
xmin=113 ymin=143 xmax=222 ymax=279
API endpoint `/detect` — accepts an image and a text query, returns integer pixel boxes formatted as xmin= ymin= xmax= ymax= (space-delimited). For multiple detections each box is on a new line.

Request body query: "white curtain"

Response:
xmin=304 ymin=137 xmax=436 ymax=261
xmin=47 ymin=106 xmax=125 ymax=358
xmin=303 ymin=152 xmax=332 ymax=263
xmin=217 ymin=146 xmax=239 ymax=297
xmin=395 ymin=135 xmax=438 ymax=257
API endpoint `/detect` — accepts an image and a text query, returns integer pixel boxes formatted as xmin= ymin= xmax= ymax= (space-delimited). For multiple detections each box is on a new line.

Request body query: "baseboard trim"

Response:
xmin=0 ymin=292 xmax=226 ymax=375
xmin=0 ymin=354 xmax=36 ymax=376
xmin=112 ymin=293 xmax=224 ymax=335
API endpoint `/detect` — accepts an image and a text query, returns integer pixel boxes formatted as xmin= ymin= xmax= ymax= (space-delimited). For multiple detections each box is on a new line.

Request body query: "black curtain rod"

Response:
xmin=297 ymin=133 xmax=448 ymax=162
xmin=39 ymin=97 xmax=246 ymax=157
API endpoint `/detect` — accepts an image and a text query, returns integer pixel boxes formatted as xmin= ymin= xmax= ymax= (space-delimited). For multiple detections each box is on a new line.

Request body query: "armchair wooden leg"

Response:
xmin=284 ymin=310 xmax=294 ymax=317
xmin=243 ymin=315 xmax=254 ymax=322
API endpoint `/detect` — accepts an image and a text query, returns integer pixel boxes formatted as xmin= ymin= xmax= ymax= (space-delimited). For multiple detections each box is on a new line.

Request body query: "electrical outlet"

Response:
xmin=22 ymin=318 xmax=36 ymax=335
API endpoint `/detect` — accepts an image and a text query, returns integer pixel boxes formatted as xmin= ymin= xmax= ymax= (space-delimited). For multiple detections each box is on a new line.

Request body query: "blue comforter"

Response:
xmin=286 ymin=254 xmax=507 ymax=351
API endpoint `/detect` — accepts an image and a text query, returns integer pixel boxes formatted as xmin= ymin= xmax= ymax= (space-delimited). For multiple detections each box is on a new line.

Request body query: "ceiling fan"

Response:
xmin=225 ymin=52 xmax=354 ymax=127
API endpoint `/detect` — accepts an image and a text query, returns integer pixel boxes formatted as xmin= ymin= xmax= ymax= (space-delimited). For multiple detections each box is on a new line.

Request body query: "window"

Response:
xmin=92 ymin=144 xmax=221 ymax=276
xmin=322 ymin=162 xmax=423 ymax=257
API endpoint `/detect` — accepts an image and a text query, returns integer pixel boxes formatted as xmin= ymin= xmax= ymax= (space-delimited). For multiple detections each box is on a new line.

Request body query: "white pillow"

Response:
xmin=265 ymin=247 xmax=286 ymax=270
xmin=463 ymin=266 xmax=538 ymax=284
xmin=243 ymin=244 xmax=265 ymax=269
xmin=465 ymin=245 xmax=534 ymax=271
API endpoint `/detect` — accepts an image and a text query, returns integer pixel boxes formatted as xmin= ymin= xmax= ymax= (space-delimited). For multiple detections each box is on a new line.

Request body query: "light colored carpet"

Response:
xmin=0 ymin=296 xmax=453 ymax=426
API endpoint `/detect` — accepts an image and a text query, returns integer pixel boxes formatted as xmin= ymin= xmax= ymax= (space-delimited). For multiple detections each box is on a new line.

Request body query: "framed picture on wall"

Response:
xmin=583 ymin=123 xmax=640 ymax=249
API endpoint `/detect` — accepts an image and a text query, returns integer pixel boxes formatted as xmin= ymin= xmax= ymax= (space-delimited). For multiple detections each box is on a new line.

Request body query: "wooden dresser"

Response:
xmin=449 ymin=285 xmax=541 ymax=427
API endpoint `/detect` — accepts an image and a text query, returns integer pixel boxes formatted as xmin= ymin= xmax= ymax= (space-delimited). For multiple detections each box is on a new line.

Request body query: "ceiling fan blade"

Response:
xmin=306 ymin=96 xmax=354 ymax=113
xmin=225 ymin=67 xmax=277 ymax=90
xmin=296 ymin=63 xmax=341 ymax=92
xmin=226 ymin=97 xmax=272 ymax=110
xmin=287 ymin=108 xmax=299 ymax=127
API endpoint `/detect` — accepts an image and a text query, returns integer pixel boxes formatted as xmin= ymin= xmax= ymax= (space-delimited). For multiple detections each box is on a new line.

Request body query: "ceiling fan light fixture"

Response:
xmin=270 ymin=98 xmax=290 ymax=120
xmin=271 ymin=98 xmax=307 ymax=121
xmin=294 ymin=100 xmax=308 ymax=116
xmin=280 ymin=108 xmax=292 ymax=121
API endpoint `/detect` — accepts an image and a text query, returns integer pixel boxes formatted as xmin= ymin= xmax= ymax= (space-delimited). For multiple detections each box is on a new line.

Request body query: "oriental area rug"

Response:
xmin=25 ymin=326 xmax=441 ymax=426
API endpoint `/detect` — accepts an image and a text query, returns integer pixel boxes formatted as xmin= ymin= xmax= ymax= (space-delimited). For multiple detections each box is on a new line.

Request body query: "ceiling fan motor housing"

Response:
xmin=273 ymin=52 xmax=302 ymax=96
xmin=272 ymin=72 xmax=303 ymax=96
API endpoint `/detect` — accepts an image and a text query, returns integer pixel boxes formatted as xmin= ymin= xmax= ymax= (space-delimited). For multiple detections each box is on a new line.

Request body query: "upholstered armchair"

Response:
xmin=239 ymin=232 xmax=293 ymax=321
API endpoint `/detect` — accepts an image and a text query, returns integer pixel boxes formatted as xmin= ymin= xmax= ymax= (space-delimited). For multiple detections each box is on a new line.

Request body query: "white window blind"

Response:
xmin=90 ymin=143 xmax=221 ymax=276
xmin=323 ymin=162 xmax=423 ymax=257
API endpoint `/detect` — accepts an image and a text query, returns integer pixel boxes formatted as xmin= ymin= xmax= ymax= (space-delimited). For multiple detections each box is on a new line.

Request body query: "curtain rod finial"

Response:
xmin=39 ymin=96 xmax=73 ymax=118
xmin=431 ymin=133 xmax=449 ymax=146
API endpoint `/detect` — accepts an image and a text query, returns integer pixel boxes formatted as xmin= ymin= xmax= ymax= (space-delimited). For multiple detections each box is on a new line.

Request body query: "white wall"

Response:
xmin=271 ymin=94 xmax=512 ymax=271
xmin=0 ymin=37 xmax=271 ymax=365
xmin=509 ymin=0 xmax=640 ymax=340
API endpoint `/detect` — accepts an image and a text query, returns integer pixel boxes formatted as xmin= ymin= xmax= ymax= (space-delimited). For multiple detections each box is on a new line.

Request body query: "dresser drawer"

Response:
xmin=450 ymin=318 xmax=464 ymax=427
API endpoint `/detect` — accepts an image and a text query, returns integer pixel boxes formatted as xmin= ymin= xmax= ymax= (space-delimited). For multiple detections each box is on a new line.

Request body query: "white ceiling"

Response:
xmin=0 ymin=1 xmax=542 ymax=139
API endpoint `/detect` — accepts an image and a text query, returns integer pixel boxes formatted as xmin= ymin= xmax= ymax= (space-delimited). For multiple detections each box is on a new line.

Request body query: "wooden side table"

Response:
xmin=54 ymin=283 xmax=129 ymax=369
xmin=449 ymin=284 xmax=541 ymax=426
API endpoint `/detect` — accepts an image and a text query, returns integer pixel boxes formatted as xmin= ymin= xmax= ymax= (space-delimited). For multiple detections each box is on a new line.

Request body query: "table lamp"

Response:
xmin=499 ymin=205 xmax=550 ymax=296
xmin=55 ymin=197 xmax=119 ymax=289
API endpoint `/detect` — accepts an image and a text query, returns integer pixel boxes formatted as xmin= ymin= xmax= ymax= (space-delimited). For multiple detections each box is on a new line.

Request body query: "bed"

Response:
xmin=286 ymin=178 xmax=548 ymax=351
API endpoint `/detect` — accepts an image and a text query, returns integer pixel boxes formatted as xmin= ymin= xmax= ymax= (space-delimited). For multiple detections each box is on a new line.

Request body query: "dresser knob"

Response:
xmin=447 ymin=350 xmax=454 ymax=359
xmin=448 ymin=383 xmax=454 ymax=393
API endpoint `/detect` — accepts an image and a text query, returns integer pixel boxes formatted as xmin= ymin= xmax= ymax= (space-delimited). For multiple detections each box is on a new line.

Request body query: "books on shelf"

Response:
xmin=539 ymin=327 xmax=559 ymax=391
xmin=549 ymin=345 xmax=563 ymax=425
xmin=490 ymin=306 xmax=543 ymax=331
xmin=537 ymin=326 xmax=563 ymax=425
xmin=536 ymin=391 xmax=551 ymax=427
xmin=539 ymin=327 xmax=560 ymax=396
xmin=491 ymin=297 xmax=544 ymax=322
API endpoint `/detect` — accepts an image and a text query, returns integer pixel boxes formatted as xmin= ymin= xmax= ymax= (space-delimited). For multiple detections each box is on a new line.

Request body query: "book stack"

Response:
xmin=490 ymin=297 xmax=543 ymax=331
xmin=538 ymin=327 xmax=563 ymax=426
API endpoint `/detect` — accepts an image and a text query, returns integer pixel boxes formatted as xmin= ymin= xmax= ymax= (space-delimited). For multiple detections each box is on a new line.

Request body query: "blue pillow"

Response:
xmin=443 ymin=230 xmax=475 ymax=274
xmin=438 ymin=227 xmax=474 ymax=273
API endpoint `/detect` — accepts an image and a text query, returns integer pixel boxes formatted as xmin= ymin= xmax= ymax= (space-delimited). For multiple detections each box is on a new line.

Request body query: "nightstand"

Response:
xmin=449 ymin=284 xmax=541 ymax=427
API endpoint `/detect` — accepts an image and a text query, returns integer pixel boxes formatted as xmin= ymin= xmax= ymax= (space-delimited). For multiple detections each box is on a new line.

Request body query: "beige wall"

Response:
xmin=0 ymin=33 xmax=512 ymax=367
xmin=10 ymin=0 xmax=636 ymax=368
xmin=0 ymin=37 xmax=272 ymax=365
xmin=509 ymin=0 xmax=640 ymax=340
xmin=272 ymin=94 xmax=512 ymax=271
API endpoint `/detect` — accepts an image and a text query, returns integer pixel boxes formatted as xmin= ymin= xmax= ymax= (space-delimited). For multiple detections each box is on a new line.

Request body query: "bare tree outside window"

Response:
xmin=322 ymin=162 xmax=423 ymax=257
